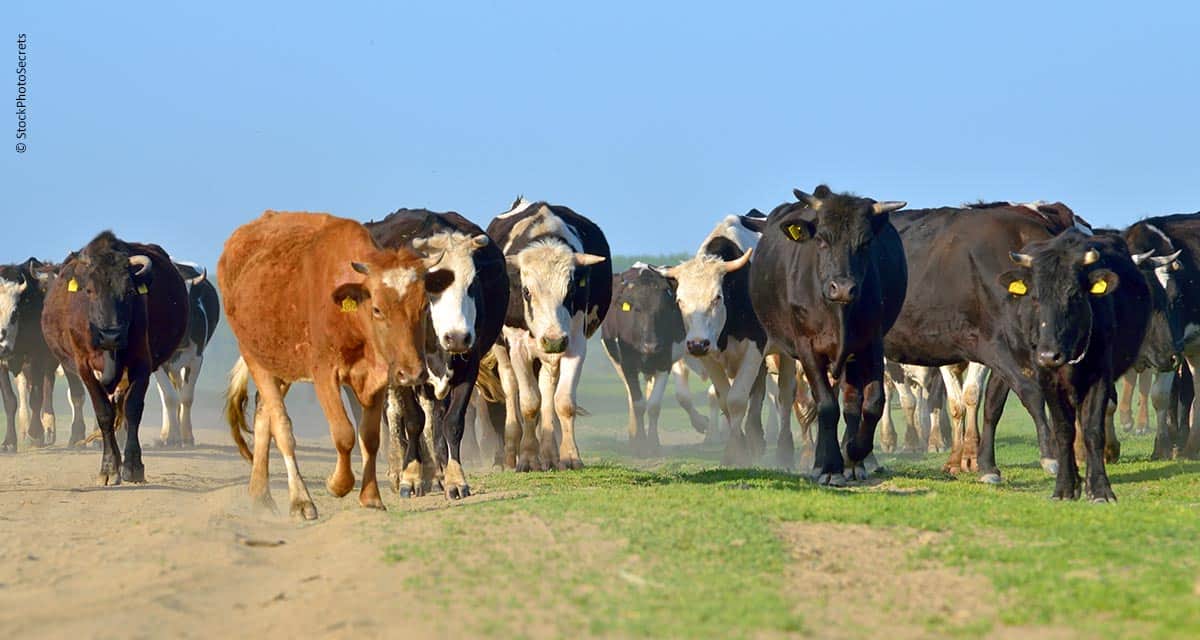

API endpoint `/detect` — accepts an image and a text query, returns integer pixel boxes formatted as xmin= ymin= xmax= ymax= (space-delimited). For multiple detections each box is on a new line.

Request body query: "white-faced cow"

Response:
xmin=42 ymin=232 xmax=189 ymax=485
xmin=221 ymin=211 xmax=432 ymax=519
xmin=363 ymin=208 xmax=509 ymax=499
xmin=750 ymin=185 xmax=908 ymax=484
xmin=153 ymin=262 xmax=218 ymax=448
xmin=486 ymin=197 xmax=612 ymax=471
xmin=658 ymin=213 xmax=768 ymax=466
xmin=0 ymin=259 xmax=59 ymax=450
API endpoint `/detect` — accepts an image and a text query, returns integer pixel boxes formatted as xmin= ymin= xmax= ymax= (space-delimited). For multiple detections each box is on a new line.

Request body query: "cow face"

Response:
xmin=999 ymin=235 xmax=1120 ymax=369
xmin=67 ymin=234 xmax=154 ymax=355
xmin=0 ymin=266 xmax=28 ymax=357
xmin=509 ymin=240 xmax=606 ymax=355
xmin=780 ymin=185 xmax=905 ymax=305
xmin=332 ymin=256 xmax=431 ymax=387
xmin=1131 ymin=249 xmax=1183 ymax=371
xmin=614 ymin=266 xmax=684 ymax=356
xmin=661 ymin=251 xmax=752 ymax=357
xmin=411 ymin=231 xmax=490 ymax=354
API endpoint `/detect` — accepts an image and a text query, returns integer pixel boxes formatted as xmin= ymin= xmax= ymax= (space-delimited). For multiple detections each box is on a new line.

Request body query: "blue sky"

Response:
xmin=6 ymin=2 xmax=1200 ymax=269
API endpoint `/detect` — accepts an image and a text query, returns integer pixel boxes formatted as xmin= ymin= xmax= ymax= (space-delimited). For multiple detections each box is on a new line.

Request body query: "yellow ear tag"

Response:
xmin=1090 ymin=279 xmax=1108 ymax=295
xmin=785 ymin=224 xmax=805 ymax=241
xmin=621 ymin=301 xmax=631 ymax=312
xmin=1007 ymin=280 xmax=1027 ymax=295
xmin=341 ymin=297 xmax=358 ymax=313
xmin=137 ymin=284 xmax=148 ymax=295
xmin=579 ymin=278 xmax=587 ymax=287
xmin=67 ymin=278 xmax=79 ymax=293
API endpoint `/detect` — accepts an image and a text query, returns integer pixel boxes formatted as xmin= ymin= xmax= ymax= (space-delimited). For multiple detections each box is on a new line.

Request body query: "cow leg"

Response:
xmin=879 ymin=376 xmax=897 ymax=454
xmin=939 ymin=366 xmax=968 ymax=474
xmin=385 ymin=387 xmax=406 ymax=491
xmin=489 ymin=345 xmax=523 ymax=470
xmin=119 ymin=369 xmax=151 ymax=483
xmin=842 ymin=344 xmax=884 ymax=481
xmin=1104 ymin=384 xmax=1121 ymax=463
xmin=797 ymin=348 xmax=841 ymax=484
xmin=924 ymin=379 xmax=947 ymax=453
xmin=959 ymin=363 xmax=988 ymax=473
xmin=1135 ymin=369 xmax=1153 ymax=435
xmin=24 ymin=365 xmax=47 ymax=449
xmin=775 ymin=356 xmax=797 ymax=470
xmin=15 ymin=371 xmax=40 ymax=446
xmin=644 ymin=370 xmax=670 ymax=456
xmin=155 ymin=367 xmax=181 ymax=447
xmin=1151 ymin=370 xmax=1177 ymax=459
xmin=762 ymin=366 xmax=780 ymax=445
xmin=78 ymin=365 xmax=121 ymax=486
xmin=178 ymin=355 xmax=201 ymax=447
xmin=1082 ymin=383 xmax=1117 ymax=502
xmin=253 ymin=366 xmax=314 ymax=518
xmin=671 ymin=360 xmax=709 ymax=434
xmin=354 ymin=389 xmax=385 ymax=510
xmin=897 ymin=375 xmax=921 ymax=453
xmin=744 ymin=363 xmax=768 ymax=461
xmin=65 ymin=370 xmax=88 ymax=446
xmin=314 ymin=373 xmax=358 ymax=499
xmin=486 ymin=399 xmax=507 ymax=467
xmin=535 ymin=356 xmax=562 ymax=470
xmin=1045 ymin=386 xmax=1081 ymax=501
xmin=441 ymin=368 xmax=476 ymax=499
xmin=509 ymin=341 xmax=543 ymax=472
xmin=794 ymin=372 xmax=817 ymax=471
xmin=1117 ymin=371 xmax=1136 ymax=433
xmin=395 ymin=387 xmax=429 ymax=497
xmin=1 ymin=368 xmax=16 ymax=451
xmin=977 ymin=371 xmax=1008 ymax=483
xmin=460 ymin=400 xmax=480 ymax=466
xmin=1181 ymin=362 xmax=1200 ymax=459
xmin=608 ymin=346 xmax=647 ymax=455
xmin=986 ymin=359 xmax=1056 ymax=474
xmin=39 ymin=367 xmax=56 ymax=446
xmin=554 ymin=333 xmax=589 ymax=471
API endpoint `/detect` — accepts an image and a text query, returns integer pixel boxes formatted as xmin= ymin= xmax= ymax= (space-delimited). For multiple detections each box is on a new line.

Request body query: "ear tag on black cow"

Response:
xmin=785 ymin=224 xmax=805 ymax=241
xmin=137 ymin=284 xmax=148 ymax=295
xmin=1090 ymin=279 xmax=1108 ymax=295
xmin=1007 ymin=280 xmax=1027 ymax=296
xmin=67 ymin=278 xmax=79 ymax=293
xmin=621 ymin=301 xmax=631 ymax=312
xmin=341 ymin=297 xmax=358 ymax=313
xmin=579 ymin=277 xmax=587 ymax=288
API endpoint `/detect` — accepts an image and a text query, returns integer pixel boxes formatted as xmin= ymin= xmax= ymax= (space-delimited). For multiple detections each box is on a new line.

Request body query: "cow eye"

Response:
xmin=372 ymin=306 xmax=383 ymax=318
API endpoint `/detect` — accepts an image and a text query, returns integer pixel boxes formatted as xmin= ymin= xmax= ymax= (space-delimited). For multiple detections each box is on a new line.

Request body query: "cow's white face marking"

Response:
xmin=670 ymin=256 xmax=729 ymax=352
xmin=700 ymin=215 xmax=760 ymax=255
xmin=422 ymin=232 xmax=482 ymax=351
xmin=382 ymin=267 xmax=419 ymax=295
xmin=502 ymin=204 xmax=583 ymax=254
xmin=515 ymin=241 xmax=576 ymax=342
xmin=0 ymin=277 xmax=27 ymax=353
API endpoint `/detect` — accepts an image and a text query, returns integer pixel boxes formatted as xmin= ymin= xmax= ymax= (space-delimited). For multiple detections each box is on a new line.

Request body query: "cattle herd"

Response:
xmin=3 ymin=187 xmax=1200 ymax=519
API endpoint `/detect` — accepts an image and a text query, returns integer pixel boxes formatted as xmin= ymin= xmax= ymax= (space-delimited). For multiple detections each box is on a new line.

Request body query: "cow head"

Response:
xmin=508 ymin=240 xmax=606 ymax=355
xmin=660 ymin=248 xmax=752 ymax=357
xmin=614 ymin=265 xmax=684 ymax=356
xmin=331 ymin=250 xmax=433 ymax=387
xmin=999 ymin=231 xmax=1121 ymax=369
xmin=174 ymin=262 xmax=209 ymax=294
xmin=1126 ymin=222 xmax=1188 ymax=352
xmin=0 ymin=265 xmax=28 ymax=357
xmin=1130 ymin=248 xmax=1183 ymax=371
xmin=411 ymin=231 xmax=490 ymax=354
xmin=780 ymin=185 xmax=905 ymax=305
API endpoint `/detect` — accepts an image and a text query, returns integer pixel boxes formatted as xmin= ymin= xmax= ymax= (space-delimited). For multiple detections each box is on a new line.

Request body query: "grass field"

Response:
xmin=369 ymin=350 xmax=1200 ymax=639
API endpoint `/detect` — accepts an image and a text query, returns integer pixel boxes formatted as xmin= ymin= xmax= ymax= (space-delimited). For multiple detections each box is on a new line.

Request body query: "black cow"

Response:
xmin=0 ymin=259 xmax=58 ymax=450
xmin=365 ymin=208 xmax=508 ymax=498
xmin=601 ymin=264 xmax=687 ymax=455
xmin=487 ymin=197 xmax=612 ymax=471
xmin=154 ymin=262 xmax=219 ymax=447
xmin=749 ymin=185 xmax=908 ymax=484
xmin=1001 ymin=230 xmax=1150 ymax=501
xmin=41 ymin=231 xmax=189 ymax=485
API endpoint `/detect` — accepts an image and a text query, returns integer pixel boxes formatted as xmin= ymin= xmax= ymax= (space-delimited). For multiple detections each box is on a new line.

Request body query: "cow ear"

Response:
xmin=779 ymin=219 xmax=815 ymax=242
xmin=1088 ymin=269 xmax=1119 ymax=296
xmin=997 ymin=270 xmax=1030 ymax=297
xmin=332 ymin=282 xmax=370 ymax=310
xmin=425 ymin=269 xmax=455 ymax=295
xmin=739 ymin=215 xmax=767 ymax=234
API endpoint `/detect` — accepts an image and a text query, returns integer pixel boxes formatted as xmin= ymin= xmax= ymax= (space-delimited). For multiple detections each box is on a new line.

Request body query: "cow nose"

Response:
xmin=686 ymin=339 xmax=711 ymax=356
xmin=396 ymin=367 xmax=428 ymax=387
xmin=825 ymin=278 xmax=857 ymax=304
xmin=94 ymin=327 xmax=125 ymax=350
xmin=1037 ymin=351 xmax=1066 ymax=368
xmin=441 ymin=331 xmax=473 ymax=353
xmin=541 ymin=335 xmax=568 ymax=354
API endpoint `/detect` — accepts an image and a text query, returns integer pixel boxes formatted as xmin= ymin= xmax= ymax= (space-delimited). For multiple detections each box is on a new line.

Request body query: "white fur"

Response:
xmin=382 ymin=267 xmax=419 ymax=295
xmin=496 ymin=196 xmax=533 ymax=219
xmin=515 ymin=240 xmax=577 ymax=342
xmin=698 ymin=215 xmax=761 ymax=257
xmin=422 ymin=232 xmax=481 ymax=348
xmin=671 ymin=255 xmax=730 ymax=350
xmin=0 ymin=277 xmax=26 ymax=352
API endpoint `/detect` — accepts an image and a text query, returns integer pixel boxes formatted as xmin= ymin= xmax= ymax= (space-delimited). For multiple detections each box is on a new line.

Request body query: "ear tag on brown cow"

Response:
xmin=137 ymin=284 xmax=148 ymax=295
xmin=67 ymin=278 xmax=79 ymax=293
xmin=1007 ymin=280 xmax=1027 ymax=296
xmin=341 ymin=297 xmax=358 ymax=313
xmin=621 ymin=301 xmax=631 ymax=312
xmin=785 ymin=224 xmax=805 ymax=241
xmin=1090 ymin=279 xmax=1108 ymax=295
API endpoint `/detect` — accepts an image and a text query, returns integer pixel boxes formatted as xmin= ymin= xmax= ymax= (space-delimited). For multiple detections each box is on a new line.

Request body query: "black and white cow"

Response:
xmin=0 ymin=259 xmax=58 ymax=450
xmin=487 ymin=197 xmax=611 ymax=471
xmin=365 ymin=208 xmax=509 ymax=498
xmin=154 ymin=262 xmax=218 ymax=447
xmin=658 ymin=213 xmax=769 ymax=466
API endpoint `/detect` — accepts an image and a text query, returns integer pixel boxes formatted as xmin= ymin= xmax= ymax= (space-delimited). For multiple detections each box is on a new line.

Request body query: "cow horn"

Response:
xmin=574 ymin=253 xmax=607 ymax=267
xmin=1082 ymin=248 xmax=1100 ymax=265
xmin=188 ymin=268 xmax=207 ymax=287
xmin=872 ymin=201 xmax=907 ymax=215
xmin=351 ymin=262 xmax=371 ymax=275
xmin=793 ymin=189 xmax=820 ymax=208
xmin=411 ymin=238 xmax=430 ymax=253
xmin=1009 ymin=252 xmax=1034 ymax=267
xmin=1131 ymin=250 xmax=1155 ymax=266
xmin=1149 ymin=250 xmax=1183 ymax=267
xmin=15 ymin=272 xmax=28 ymax=293
xmin=723 ymin=248 xmax=753 ymax=273
xmin=470 ymin=234 xmax=490 ymax=249
xmin=128 ymin=255 xmax=151 ymax=276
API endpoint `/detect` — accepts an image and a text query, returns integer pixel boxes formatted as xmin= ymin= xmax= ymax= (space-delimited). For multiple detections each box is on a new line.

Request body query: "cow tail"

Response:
xmin=225 ymin=356 xmax=254 ymax=462
xmin=474 ymin=350 xmax=505 ymax=404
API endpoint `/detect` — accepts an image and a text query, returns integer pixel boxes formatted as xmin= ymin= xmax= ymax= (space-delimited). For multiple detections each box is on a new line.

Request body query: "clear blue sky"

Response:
xmin=7 ymin=2 xmax=1200 ymax=269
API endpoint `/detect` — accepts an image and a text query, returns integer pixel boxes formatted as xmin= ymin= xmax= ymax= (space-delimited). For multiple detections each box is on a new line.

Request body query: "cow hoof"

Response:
xmin=291 ymin=500 xmax=319 ymax=520
xmin=398 ymin=482 xmax=425 ymax=499
xmin=182 ymin=438 xmax=195 ymax=448
xmin=979 ymin=473 xmax=1002 ymax=485
xmin=1104 ymin=445 xmax=1121 ymax=464
xmin=0 ymin=443 xmax=14 ymax=453
xmin=556 ymin=457 xmax=584 ymax=471
xmin=121 ymin=465 xmax=146 ymax=484
xmin=515 ymin=459 xmax=534 ymax=473
xmin=96 ymin=472 xmax=121 ymax=487
xmin=45 ymin=430 xmax=56 ymax=446
xmin=1040 ymin=458 xmax=1058 ymax=475
xmin=1090 ymin=496 xmax=1116 ymax=504
xmin=446 ymin=484 xmax=471 ymax=500
xmin=359 ymin=496 xmax=386 ymax=511
xmin=843 ymin=465 xmax=869 ymax=482
xmin=814 ymin=472 xmax=846 ymax=487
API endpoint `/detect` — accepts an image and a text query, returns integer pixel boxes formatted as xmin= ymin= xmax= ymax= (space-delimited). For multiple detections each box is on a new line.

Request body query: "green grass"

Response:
xmin=370 ymin=354 xmax=1200 ymax=639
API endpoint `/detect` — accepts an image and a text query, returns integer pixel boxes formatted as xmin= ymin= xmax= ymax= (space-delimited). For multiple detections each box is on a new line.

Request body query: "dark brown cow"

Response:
xmin=42 ymin=232 xmax=188 ymax=485
xmin=221 ymin=211 xmax=433 ymax=520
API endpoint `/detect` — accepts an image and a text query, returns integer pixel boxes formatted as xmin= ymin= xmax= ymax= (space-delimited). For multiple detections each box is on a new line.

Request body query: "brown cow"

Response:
xmin=220 ymin=211 xmax=434 ymax=520
xmin=42 ymin=231 xmax=189 ymax=485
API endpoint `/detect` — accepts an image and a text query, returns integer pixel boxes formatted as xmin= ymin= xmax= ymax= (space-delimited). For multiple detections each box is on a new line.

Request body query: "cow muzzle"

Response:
xmin=1036 ymin=350 xmax=1067 ymax=368
xmin=441 ymin=330 xmax=473 ymax=354
xmin=393 ymin=367 xmax=429 ymax=388
xmin=92 ymin=326 xmax=127 ymax=351
xmin=824 ymin=277 xmax=858 ymax=304
xmin=686 ymin=339 xmax=711 ymax=357
xmin=541 ymin=334 xmax=568 ymax=354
